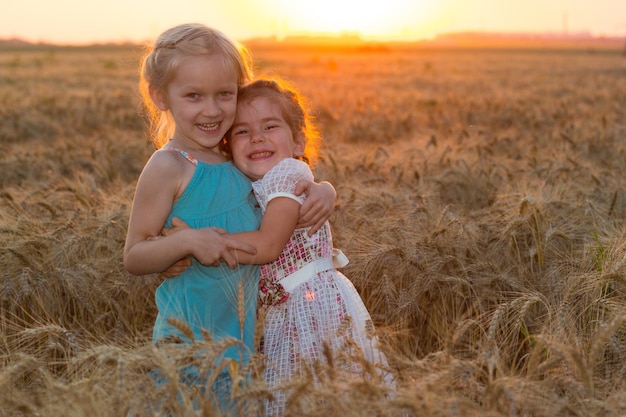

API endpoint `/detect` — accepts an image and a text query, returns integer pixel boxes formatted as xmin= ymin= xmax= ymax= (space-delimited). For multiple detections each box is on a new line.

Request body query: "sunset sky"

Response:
xmin=1 ymin=0 xmax=625 ymax=45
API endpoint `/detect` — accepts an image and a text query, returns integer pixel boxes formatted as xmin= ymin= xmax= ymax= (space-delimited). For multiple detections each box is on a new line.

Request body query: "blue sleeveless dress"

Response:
xmin=152 ymin=151 xmax=261 ymax=366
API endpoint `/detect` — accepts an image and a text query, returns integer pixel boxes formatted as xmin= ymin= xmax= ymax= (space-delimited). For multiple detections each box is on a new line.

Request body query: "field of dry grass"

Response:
xmin=1 ymin=41 xmax=626 ymax=416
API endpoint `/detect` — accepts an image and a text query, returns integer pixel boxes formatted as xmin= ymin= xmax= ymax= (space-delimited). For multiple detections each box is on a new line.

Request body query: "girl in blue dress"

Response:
xmin=123 ymin=23 xmax=335 ymax=413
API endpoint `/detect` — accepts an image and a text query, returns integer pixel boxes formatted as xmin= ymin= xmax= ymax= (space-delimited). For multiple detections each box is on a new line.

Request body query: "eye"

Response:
xmin=233 ymin=128 xmax=248 ymax=136
xmin=186 ymin=92 xmax=200 ymax=100
xmin=219 ymin=90 xmax=235 ymax=98
xmin=265 ymin=124 xmax=279 ymax=131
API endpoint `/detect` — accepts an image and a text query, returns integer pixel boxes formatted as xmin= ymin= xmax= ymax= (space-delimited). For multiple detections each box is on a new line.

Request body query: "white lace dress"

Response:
xmin=252 ymin=158 xmax=391 ymax=416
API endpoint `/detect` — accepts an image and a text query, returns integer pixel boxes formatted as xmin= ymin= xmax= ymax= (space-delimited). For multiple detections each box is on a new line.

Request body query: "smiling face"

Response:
xmin=229 ymin=96 xmax=305 ymax=180
xmin=151 ymin=54 xmax=238 ymax=154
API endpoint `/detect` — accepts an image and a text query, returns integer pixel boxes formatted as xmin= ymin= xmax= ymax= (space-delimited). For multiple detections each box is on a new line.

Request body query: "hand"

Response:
xmin=160 ymin=257 xmax=192 ymax=278
xmin=160 ymin=216 xmax=196 ymax=237
xmin=147 ymin=230 xmax=193 ymax=278
xmin=295 ymin=180 xmax=336 ymax=236
xmin=163 ymin=217 xmax=257 ymax=268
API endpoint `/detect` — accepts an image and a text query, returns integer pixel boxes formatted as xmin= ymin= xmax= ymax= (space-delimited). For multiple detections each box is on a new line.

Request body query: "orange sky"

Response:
xmin=1 ymin=0 xmax=624 ymax=44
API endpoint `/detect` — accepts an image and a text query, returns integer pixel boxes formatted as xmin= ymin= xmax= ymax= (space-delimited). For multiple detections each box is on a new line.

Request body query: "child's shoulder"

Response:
xmin=273 ymin=158 xmax=312 ymax=175
xmin=253 ymin=159 xmax=312 ymax=203
xmin=261 ymin=158 xmax=311 ymax=182
xmin=256 ymin=158 xmax=313 ymax=193
xmin=140 ymin=148 xmax=193 ymax=178
xmin=159 ymin=147 xmax=199 ymax=165
xmin=148 ymin=147 xmax=187 ymax=165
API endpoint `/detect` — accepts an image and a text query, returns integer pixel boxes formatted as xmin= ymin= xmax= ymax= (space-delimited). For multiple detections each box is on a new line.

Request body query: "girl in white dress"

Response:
xmin=224 ymin=78 xmax=393 ymax=416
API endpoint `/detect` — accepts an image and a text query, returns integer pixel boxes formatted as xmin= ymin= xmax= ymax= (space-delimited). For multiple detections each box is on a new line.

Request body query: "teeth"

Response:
xmin=197 ymin=122 xmax=219 ymax=131
xmin=250 ymin=152 xmax=272 ymax=159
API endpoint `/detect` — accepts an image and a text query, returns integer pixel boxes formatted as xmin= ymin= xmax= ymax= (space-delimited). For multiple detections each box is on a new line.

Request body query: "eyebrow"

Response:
xmin=259 ymin=116 xmax=283 ymax=123
xmin=233 ymin=116 xmax=283 ymax=127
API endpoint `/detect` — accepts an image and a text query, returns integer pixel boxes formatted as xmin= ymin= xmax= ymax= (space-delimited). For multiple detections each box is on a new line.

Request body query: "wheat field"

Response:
xmin=1 ymin=41 xmax=626 ymax=416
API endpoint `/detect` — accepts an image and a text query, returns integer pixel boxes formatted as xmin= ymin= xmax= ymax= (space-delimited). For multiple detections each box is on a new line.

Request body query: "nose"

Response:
xmin=202 ymin=98 xmax=221 ymax=117
xmin=250 ymin=130 xmax=265 ymax=143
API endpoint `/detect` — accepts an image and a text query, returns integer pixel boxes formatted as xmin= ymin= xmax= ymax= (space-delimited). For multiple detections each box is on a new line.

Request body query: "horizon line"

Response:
xmin=1 ymin=29 xmax=624 ymax=48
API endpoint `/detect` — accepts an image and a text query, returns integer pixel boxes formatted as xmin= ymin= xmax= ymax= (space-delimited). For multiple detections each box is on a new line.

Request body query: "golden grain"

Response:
xmin=2 ymin=42 xmax=626 ymax=416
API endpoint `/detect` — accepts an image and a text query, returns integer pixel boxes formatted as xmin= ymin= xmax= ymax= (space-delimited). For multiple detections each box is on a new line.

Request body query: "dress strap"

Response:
xmin=162 ymin=147 xmax=198 ymax=166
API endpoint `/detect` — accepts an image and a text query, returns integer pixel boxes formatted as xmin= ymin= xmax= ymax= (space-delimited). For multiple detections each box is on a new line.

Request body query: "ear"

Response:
xmin=149 ymin=86 xmax=168 ymax=111
xmin=293 ymin=132 xmax=306 ymax=157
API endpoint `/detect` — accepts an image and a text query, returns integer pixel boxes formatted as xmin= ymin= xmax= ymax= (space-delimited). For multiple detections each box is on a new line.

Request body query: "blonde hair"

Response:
xmin=139 ymin=23 xmax=253 ymax=148
xmin=225 ymin=78 xmax=321 ymax=167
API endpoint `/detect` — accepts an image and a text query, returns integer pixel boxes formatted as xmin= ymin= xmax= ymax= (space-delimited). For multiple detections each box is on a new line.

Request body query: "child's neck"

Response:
xmin=167 ymin=138 xmax=228 ymax=164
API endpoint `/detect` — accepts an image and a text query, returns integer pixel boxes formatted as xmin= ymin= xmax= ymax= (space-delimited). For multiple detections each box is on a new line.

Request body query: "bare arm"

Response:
xmin=227 ymin=196 xmax=300 ymax=265
xmin=124 ymin=152 xmax=190 ymax=275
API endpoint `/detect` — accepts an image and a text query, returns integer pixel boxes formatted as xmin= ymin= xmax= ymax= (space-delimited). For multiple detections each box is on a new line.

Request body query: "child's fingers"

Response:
xmin=221 ymin=251 xmax=237 ymax=268
xmin=160 ymin=257 xmax=192 ymax=278
xmin=293 ymin=180 xmax=308 ymax=196
xmin=226 ymin=237 xmax=257 ymax=256
xmin=220 ymin=239 xmax=256 ymax=268
xmin=161 ymin=216 xmax=192 ymax=236
xmin=306 ymin=214 xmax=326 ymax=236
xmin=298 ymin=199 xmax=331 ymax=233
xmin=171 ymin=217 xmax=190 ymax=228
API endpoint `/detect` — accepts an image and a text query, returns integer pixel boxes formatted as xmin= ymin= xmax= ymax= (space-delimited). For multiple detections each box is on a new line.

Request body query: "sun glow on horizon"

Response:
xmin=264 ymin=0 xmax=438 ymax=40
xmin=1 ymin=0 xmax=624 ymax=46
